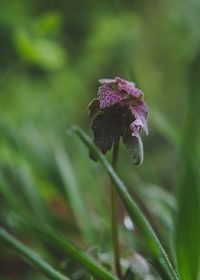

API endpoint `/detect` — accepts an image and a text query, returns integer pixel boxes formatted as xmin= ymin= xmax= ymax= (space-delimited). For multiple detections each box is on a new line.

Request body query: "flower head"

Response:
xmin=88 ymin=77 xmax=148 ymax=164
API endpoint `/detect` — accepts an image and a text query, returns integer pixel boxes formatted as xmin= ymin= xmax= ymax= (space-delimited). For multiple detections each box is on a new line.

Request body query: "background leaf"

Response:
xmin=174 ymin=50 xmax=200 ymax=280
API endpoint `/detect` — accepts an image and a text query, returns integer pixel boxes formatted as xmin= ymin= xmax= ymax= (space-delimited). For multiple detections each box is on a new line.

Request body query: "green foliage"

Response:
xmin=174 ymin=51 xmax=200 ymax=280
xmin=0 ymin=0 xmax=200 ymax=279
xmin=52 ymin=141 xmax=96 ymax=243
xmin=28 ymin=224 xmax=117 ymax=280
xmin=71 ymin=126 xmax=178 ymax=280
xmin=14 ymin=30 xmax=67 ymax=70
xmin=0 ymin=227 xmax=70 ymax=280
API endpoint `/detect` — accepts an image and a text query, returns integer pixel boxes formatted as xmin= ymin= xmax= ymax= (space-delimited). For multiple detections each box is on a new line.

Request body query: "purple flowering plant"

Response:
xmin=0 ymin=75 xmax=180 ymax=280
xmin=68 ymin=78 xmax=178 ymax=279
xmin=88 ymin=77 xmax=148 ymax=165
xmin=88 ymin=77 xmax=149 ymax=278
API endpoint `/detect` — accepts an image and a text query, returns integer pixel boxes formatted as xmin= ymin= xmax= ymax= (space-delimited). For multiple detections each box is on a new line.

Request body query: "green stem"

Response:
xmin=111 ymin=139 xmax=121 ymax=278
xmin=71 ymin=126 xmax=179 ymax=280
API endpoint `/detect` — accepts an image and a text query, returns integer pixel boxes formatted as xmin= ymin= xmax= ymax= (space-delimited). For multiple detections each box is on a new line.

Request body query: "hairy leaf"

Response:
xmin=123 ymin=134 xmax=144 ymax=165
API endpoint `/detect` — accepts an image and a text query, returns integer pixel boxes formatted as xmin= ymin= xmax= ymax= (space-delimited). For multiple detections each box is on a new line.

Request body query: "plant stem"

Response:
xmin=72 ymin=126 xmax=179 ymax=280
xmin=111 ymin=139 xmax=121 ymax=278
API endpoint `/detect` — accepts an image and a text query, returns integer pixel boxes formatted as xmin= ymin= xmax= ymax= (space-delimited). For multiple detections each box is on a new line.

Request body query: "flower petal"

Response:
xmin=115 ymin=77 xmax=143 ymax=98
xmin=98 ymin=78 xmax=116 ymax=85
xmin=130 ymin=101 xmax=148 ymax=136
xmin=130 ymin=119 xmax=143 ymax=137
xmin=98 ymin=85 xmax=124 ymax=109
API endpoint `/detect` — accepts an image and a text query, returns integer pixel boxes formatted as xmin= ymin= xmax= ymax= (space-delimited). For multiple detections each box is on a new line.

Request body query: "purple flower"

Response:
xmin=129 ymin=101 xmax=148 ymax=136
xmin=98 ymin=85 xmax=124 ymax=109
xmin=98 ymin=77 xmax=148 ymax=137
xmin=88 ymin=77 xmax=148 ymax=163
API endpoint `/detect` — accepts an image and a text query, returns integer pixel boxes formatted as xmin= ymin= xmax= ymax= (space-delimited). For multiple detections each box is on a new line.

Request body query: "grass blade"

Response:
xmin=70 ymin=126 xmax=179 ymax=280
xmin=151 ymin=108 xmax=180 ymax=147
xmin=28 ymin=223 xmax=117 ymax=280
xmin=175 ymin=155 xmax=200 ymax=280
xmin=52 ymin=142 xmax=96 ymax=243
xmin=17 ymin=160 xmax=49 ymax=222
xmin=174 ymin=53 xmax=200 ymax=280
xmin=0 ymin=227 xmax=70 ymax=280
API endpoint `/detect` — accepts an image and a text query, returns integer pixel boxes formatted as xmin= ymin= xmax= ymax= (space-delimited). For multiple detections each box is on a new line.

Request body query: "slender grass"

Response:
xmin=0 ymin=170 xmax=117 ymax=280
xmin=151 ymin=108 xmax=180 ymax=147
xmin=17 ymin=160 xmax=48 ymax=222
xmin=70 ymin=126 xmax=179 ymax=280
xmin=0 ymin=227 xmax=70 ymax=280
xmin=174 ymin=53 xmax=200 ymax=280
xmin=28 ymin=223 xmax=118 ymax=280
xmin=53 ymin=142 xmax=96 ymax=244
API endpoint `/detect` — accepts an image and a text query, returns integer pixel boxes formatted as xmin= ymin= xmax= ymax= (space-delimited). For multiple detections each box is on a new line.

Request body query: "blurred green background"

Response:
xmin=0 ymin=0 xmax=200 ymax=279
